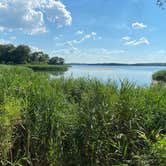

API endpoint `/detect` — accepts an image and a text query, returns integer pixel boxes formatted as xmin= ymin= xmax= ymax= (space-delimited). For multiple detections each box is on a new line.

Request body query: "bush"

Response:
xmin=152 ymin=70 xmax=166 ymax=82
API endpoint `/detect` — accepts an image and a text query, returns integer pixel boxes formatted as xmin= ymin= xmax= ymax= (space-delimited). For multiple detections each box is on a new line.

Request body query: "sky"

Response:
xmin=0 ymin=0 xmax=166 ymax=63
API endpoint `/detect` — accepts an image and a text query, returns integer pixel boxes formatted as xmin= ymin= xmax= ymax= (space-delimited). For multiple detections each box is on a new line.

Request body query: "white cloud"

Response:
xmin=0 ymin=2 xmax=7 ymax=8
xmin=134 ymin=37 xmax=150 ymax=46
xmin=30 ymin=46 xmax=43 ymax=52
xmin=78 ymin=32 xmax=96 ymax=43
xmin=122 ymin=36 xmax=131 ymax=41
xmin=122 ymin=36 xmax=150 ymax=46
xmin=0 ymin=39 xmax=10 ymax=44
xmin=64 ymin=32 xmax=97 ymax=47
xmin=0 ymin=0 xmax=72 ymax=34
xmin=0 ymin=26 xmax=4 ymax=32
xmin=75 ymin=30 xmax=84 ymax=35
xmin=43 ymin=0 xmax=72 ymax=28
xmin=132 ymin=22 xmax=147 ymax=29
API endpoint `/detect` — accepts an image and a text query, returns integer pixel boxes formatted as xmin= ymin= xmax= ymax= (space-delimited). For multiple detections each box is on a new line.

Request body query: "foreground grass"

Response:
xmin=19 ymin=64 xmax=69 ymax=72
xmin=0 ymin=65 xmax=165 ymax=166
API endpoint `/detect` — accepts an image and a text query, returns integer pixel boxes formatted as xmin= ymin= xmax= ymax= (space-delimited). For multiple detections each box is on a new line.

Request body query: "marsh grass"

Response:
xmin=0 ymin=65 xmax=165 ymax=165
xmin=20 ymin=64 xmax=69 ymax=72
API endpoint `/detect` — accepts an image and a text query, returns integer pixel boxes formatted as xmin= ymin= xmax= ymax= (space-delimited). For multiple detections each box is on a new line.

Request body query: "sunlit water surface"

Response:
xmin=51 ymin=65 xmax=166 ymax=86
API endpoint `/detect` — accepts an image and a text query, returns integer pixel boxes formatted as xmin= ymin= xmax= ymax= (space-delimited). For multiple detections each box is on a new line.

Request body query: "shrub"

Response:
xmin=152 ymin=70 xmax=166 ymax=82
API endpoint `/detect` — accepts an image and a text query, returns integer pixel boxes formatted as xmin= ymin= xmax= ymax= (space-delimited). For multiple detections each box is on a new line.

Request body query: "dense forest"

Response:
xmin=0 ymin=44 xmax=64 ymax=65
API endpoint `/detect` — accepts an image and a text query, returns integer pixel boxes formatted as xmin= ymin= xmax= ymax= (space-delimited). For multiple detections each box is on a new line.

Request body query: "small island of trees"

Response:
xmin=0 ymin=44 xmax=64 ymax=65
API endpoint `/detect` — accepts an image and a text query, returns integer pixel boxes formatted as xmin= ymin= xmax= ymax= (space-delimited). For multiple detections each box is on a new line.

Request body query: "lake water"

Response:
xmin=53 ymin=65 xmax=166 ymax=86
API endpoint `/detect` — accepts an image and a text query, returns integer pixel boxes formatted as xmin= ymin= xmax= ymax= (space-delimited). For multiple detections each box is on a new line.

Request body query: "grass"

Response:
xmin=152 ymin=70 xmax=166 ymax=82
xmin=19 ymin=64 xmax=69 ymax=72
xmin=0 ymin=65 xmax=165 ymax=166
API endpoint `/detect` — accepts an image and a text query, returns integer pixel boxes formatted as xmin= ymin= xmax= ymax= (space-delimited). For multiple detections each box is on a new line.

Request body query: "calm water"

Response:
xmin=53 ymin=65 xmax=166 ymax=86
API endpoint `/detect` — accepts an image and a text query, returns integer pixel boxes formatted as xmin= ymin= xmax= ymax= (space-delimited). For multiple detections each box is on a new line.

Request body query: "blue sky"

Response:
xmin=0 ymin=0 xmax=166 ymax=63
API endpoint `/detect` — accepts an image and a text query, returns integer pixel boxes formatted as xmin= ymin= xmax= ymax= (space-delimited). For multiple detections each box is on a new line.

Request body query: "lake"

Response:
xmin=52 ymin=65 xmax=166 ymax=86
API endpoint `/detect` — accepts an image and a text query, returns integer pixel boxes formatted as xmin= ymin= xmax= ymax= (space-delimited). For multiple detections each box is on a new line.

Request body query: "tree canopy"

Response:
xmin=48 ymin=57 xmax=64 ymax=65
xmin=157 ymin=0 xmax=166 ymax=8
xmin=0 ymin=44 xmax=64 ymax=65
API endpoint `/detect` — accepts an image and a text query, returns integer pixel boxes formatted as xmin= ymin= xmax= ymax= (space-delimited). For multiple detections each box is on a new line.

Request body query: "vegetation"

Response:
xmin=0 ymin=65 xmax=165 ymax=166
xmin=21 ymin=64 xmax=69 ymax=72
xmin=48 ymin=57 xmax=64 ymax=65
xmin=0 ymin=44 xmax=64 ymax=65
xmin=152 ymin=70 xmax=166 ymax=82
xmin=157 ymin=0 xmax=166 ymax=8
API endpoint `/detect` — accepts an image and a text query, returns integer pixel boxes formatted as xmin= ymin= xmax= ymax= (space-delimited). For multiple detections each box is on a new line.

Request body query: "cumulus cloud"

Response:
xmin=0 ymin=0 xmax=72 ymax=34
xmin=132 ymin=22 xmax=147 ymax=29
xmin=43 ymin=0 xmax=72 ymax=28
xmin=122 ymin=36 xmax=150 ymax=46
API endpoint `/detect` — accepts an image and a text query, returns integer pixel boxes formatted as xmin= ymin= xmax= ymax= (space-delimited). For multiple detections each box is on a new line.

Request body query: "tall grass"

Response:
xmin=0 ymin=65 xmax=165 ymax=165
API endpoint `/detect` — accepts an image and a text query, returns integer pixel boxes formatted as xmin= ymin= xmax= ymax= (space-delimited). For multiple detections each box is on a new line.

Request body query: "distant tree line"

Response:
xmin=0 ymin=44 xmax=64 ymax=65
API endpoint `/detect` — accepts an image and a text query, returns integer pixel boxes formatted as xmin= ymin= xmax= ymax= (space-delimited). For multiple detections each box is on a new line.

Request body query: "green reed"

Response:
xmin=0 ymin=65 xmax=165 ymax=166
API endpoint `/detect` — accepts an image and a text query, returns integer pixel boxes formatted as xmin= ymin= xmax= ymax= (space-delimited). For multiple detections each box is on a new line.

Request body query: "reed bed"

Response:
xmin=0 ymin=65 xmax=165 ymax=166
xmin=20 ymin=64 xmax=69 ymax=72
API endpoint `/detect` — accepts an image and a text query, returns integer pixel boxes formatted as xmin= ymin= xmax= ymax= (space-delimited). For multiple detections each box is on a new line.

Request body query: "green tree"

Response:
xmin=0 ymin=44 xmax=65 ymax=65
xmin=48 ymin=57 xmax=64 ymax=65
xmin=38 ymin=52 xmax=49 ymax=64
xmin=58 ymin=57 xmax=65 ymax=65
xmin=0 ymin=44 xmax=15 ymax=64
xmin=30 ymin=51 xmax=49 ymax=64
xmin=48 ymin=57 xmax=59 ymax=65
xmin=11 ymin=45 xmax=31 ymax=64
